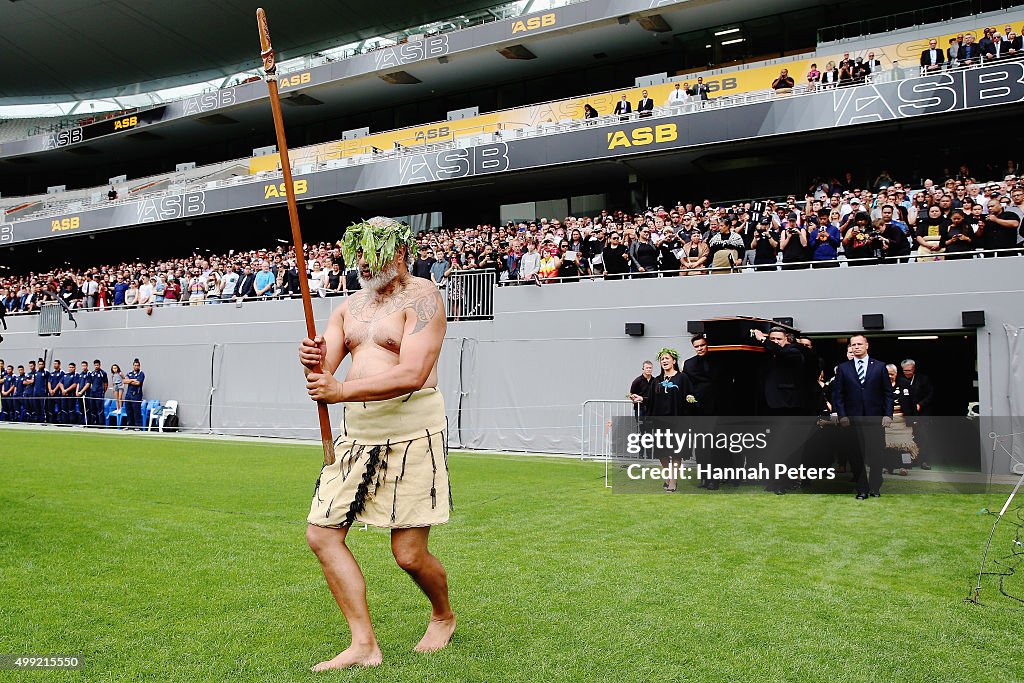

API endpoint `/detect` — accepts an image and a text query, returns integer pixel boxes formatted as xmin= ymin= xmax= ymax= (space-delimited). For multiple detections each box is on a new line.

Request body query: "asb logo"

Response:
xmin=606 ymin=124 xmax=678 ymax=150
xmin=182 ymin=89 xmax=236 ymax=116
xmin=45 ymin=127 xmax=83 ymax=149
xmin=1 ymin=223 xmax=15 ymax=244
xmin=264 ymin=179 xmax=308 ymax=199
xmin=512 ymin=13 xmax=556 ymax=33
xmin=399 ymin=142 xmax=510 ymax=185
xmin=374 ymin=35 xmax=448 ymax=70
xmin=280 ymin=72 xmax=311 ymax=89
xmin=137 ymin=191 xmax=207 ymax=223
xmin=50 ymin=216 xmax=81 ymax=232
xmin=113 ymin=116 xmax=138 ymax=131
xmin=414 ymin=126 xmax=450 ymax=143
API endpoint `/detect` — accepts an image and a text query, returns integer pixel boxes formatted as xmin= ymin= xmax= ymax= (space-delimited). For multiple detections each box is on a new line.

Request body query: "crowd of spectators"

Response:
xmin=2 ymin=167 xmax=1022 ymax=318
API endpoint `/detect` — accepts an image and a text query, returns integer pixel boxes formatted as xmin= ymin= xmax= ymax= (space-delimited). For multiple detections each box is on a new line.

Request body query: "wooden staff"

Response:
xmin=257 ymin=8 xmax=335 ymax=465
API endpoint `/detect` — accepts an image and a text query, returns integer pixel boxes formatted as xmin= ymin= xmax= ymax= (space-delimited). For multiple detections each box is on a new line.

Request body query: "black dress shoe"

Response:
xmin=920 ymin=463 xmax=932 ymax=470
xmin=855 ymin=492 xmax=868 ymax=500
xmin=869 ymin=490 xmax=880 ymax=497
xmin=706 ymin=481 xmax=720 ymax=490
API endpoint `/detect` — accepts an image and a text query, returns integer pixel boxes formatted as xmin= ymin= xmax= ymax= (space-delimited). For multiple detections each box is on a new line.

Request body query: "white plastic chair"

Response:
xmin=151 ymin=400 xmax=178 ymax=432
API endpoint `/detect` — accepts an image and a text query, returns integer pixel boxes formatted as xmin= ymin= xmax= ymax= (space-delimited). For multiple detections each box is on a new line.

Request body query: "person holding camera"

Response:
xmin=843 ymin=212 xmax=885 ymax=265
xmin=780 ymin=212 xmax=810 ymax=270
xmin=750 ymin=216 xmax=779 ymax=271
xmin=809 ymin=209 xmax=842 ymax=267
xmin=981 ymin=198 xmax=1021 ymax=256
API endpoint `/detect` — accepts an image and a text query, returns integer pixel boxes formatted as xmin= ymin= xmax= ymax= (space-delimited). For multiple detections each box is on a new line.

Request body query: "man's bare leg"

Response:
xmin=391 ymin=527 xmax=456 ymax=652
xmin=305 ymin=524 xmax=384 ymax=670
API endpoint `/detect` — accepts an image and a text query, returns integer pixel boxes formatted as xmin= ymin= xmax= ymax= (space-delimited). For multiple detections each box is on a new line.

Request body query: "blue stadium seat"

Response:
xmin=104 ymin=398 xmax=126 ymax=429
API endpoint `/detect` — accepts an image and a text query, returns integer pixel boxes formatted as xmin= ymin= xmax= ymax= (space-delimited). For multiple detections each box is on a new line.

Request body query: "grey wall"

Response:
xmin=2 ymin=258 xmax=1022 ymax=470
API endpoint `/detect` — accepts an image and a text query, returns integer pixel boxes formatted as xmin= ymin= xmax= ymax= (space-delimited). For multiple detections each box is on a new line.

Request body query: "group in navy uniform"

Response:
xmin=0 ymin=356 xmax=124 ymax=427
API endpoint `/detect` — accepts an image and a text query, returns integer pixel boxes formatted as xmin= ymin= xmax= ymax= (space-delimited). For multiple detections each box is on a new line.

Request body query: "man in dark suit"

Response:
xmin=235 ymin=265 xmax=256 ymax=300
xmin=684 ymin=334 xmax=730 ymax=489
xmin=897 ymin=359 xmax=934 ymax=470
xmin=832 ymin=334 xmax=894 ymax=499
xmin=628 ymin=360 xmax=654 ymax=418
xmin=958 ymin=34 xmax=983 ymax=66
xmin=613 ymin=94 xmax=632 ymax=120
xmin=752 ymin=327 xmax=807 ymax=493
xmin=752 ymin=327 xmax=805 ymax=415
xmin=920 ymin=39 xmax=945 ymax=72
xmin=688 ymin=77 xmax=710 ymax=102
xmin=636 ymin=90 xmax=654 ymax=118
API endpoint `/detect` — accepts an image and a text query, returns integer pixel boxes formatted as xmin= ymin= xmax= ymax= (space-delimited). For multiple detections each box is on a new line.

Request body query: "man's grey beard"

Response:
xmin=357 ymin=261 xmax=400 ymax=292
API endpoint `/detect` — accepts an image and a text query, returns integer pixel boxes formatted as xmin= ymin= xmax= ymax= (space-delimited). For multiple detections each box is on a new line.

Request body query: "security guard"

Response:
xmin=75 ymin=360 xmax=92 ymax=426
xmin=48 ymin=360 xmax=65 ymax=423
xmin=124 ymin=358 xmax=145 ymax=429
xmin=12 ymin=365 xmax=28 ymax=422
xmin=0 ymin=365 xmax=14 ymax=421
xmin=89 ymin=360 xmax=109 ymax=428
xmin=32 ymin=358 xmax=49 ymax=423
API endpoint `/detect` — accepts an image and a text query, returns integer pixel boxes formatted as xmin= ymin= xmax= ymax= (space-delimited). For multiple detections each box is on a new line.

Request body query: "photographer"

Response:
xmin=842 ymin=212 xmax=885 ymax=266
xmin=750 ymin=216 xmax=780 ymax=271
xmin=780 ymin=212 xmax=810 ymax=270
xmin=809 ymin=209 xmax=842 ymax=267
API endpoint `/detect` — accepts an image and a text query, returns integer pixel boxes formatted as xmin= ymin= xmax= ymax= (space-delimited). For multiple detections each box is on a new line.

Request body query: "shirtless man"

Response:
xmin=299 ymin=217 xmax=454 ymax=671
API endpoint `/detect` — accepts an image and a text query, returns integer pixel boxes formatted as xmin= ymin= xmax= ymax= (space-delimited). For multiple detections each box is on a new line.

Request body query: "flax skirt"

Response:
xmin=307 ymin=387 xmax=451 ymax=529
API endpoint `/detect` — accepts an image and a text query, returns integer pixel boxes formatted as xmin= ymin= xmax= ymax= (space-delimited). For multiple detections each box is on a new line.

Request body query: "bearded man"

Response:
xmin=299 ymin=217 xmax=454 ymax=671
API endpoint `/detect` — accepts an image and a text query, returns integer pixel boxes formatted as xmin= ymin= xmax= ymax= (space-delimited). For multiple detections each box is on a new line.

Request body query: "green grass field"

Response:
xmin=1 ymin=428 xmax=1021 ymax=682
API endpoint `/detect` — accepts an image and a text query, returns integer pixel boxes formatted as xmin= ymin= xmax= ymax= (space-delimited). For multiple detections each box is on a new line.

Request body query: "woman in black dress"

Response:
xmin=644 ymin=348 xmax=695 ymax=491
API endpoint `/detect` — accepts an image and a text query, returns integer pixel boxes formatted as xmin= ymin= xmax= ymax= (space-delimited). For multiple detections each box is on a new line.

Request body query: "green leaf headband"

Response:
xmin=341 ymin=216 xmax=419 ymax=274
xmin=656 ymin=347 xmax=680 ymax=363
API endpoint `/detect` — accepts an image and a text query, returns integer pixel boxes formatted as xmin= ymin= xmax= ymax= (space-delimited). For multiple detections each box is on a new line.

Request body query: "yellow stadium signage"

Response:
xmin=50 ymin=216 xmax=81 ymax=232
xmin=414 ymin=126 xmax=451 ymax=143
xmin=280 ymin=72 xmax=311 ymax=89
xmin=606 ymin=124 xmax=678 ymax=150
xmin=263 ymin=179 xmax=308 ymax=199
xmin=113 ymin=116 xmax=138 ymax=131
xmin=512 ymin=13 xmax=556 ymax=34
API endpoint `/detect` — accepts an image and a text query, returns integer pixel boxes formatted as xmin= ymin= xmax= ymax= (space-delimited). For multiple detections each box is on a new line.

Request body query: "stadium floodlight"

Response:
xmin=721 ymin=38 xmax=745 ymax=46
xmin=714 ymin=28 xmax=740 ymax=36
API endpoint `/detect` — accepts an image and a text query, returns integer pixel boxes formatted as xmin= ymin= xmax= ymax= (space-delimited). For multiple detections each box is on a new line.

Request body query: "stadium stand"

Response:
xmin=2 ymin=14 xmax=1022 ymax=217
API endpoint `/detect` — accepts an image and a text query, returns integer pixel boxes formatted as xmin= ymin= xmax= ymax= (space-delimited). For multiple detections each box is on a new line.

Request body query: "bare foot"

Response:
xmin=414 ymin=615 xmax=457 ymax=653
xmin=311 ymin=644 xmax=383 ymax=672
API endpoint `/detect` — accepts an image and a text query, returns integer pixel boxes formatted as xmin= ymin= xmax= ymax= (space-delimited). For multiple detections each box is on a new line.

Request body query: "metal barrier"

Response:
xmin=581 ymin=399 xmax=637 ymax=488
xmin=443 ymin=269 xmax=495 ymax=321
xmin=37 ymin=302 xmax=63 ymax=336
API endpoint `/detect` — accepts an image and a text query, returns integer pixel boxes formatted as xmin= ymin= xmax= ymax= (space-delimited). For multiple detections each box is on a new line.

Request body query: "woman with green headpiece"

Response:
xmin=643 ymin=347 xmax=695 ymax=492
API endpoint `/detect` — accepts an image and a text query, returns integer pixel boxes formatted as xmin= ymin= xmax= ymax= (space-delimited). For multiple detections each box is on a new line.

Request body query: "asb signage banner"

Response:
xmin=7 ymin=63 xmax=1024 ymax=245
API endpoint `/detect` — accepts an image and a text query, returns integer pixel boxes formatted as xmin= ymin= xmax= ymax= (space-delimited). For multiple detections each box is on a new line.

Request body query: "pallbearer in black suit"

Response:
xmin=832 ymin=334 xmax=894 ymax=499
xmin=683 ymin=335 xmax=727 ymax=489
xmin=751 ymin=327 xmax=805 ymax=415
xmin=752 ymin=327 xmax=806 ymax=493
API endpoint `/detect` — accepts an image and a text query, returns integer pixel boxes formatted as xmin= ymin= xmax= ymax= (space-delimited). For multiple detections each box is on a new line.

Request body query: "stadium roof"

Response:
xmin=0 ymin=0 xmax=504 ymax=103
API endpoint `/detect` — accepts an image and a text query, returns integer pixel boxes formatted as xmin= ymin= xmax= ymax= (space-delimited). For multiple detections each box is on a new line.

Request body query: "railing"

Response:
xmin=1 ymin=57 xmax=1019 ymax=224
xmin=817 ymin=0 xmax=1013 ymax=44
xmin=6 ymin=247 xmax=1020 ymax=323
xmin=581 ymin=399 xmax=637 ymax=488
xmin=442 ymin=269 xmax=496 ymax=320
